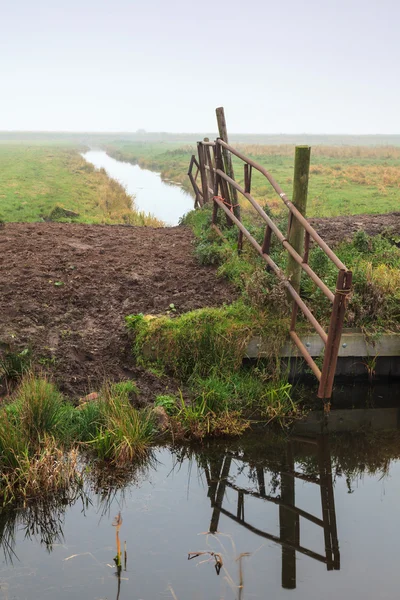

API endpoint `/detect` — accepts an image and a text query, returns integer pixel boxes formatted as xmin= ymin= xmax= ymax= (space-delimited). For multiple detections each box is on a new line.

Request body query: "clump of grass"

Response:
xmin=0 ymin=374 xmax=155 ymax=504
xmin=89 ymin=383 xmax=155 ymax=466
xmin=155 ymin=394 xmax=177 ymax=415
xmin=168 ymin=392 xmax=250 ymax=441
xmin=12 ymin=374 xmax=70 ymax=444
xmin=69 ymin=400 xmax=102 ymax=442
xmin=109 ymin=380 xmax=139 ymax=397
xmin=0 ymin=348 xmax=31 ymax=389
xmin=0 ymin=438 xmax=81 ymax=507
xmin=154 ymin=368 xmax=301 ymax=440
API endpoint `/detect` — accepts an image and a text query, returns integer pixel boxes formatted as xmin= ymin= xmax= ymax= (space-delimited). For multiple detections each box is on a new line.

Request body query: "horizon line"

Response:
xmin=1 ymin=130 xmax=400 ymax=137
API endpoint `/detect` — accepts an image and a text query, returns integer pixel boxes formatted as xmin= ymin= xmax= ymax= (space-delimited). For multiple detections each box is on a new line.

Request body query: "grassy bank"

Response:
xmin=122 ymin=207 xmax=399 ymax=436
xmin=180 ymin=206 xmax=400 ymax=333
xmin=0 ymin=370 xmax=301 ymax=506
xmin=0 ymin=375 xmax=157 ymax=504
xmin=0 ymin=144 xmax=163 ymax=225
xmin=104 ymin=141 xmax=400 ymax=217
xmin=126 ymin=303 xmax=301 ymax=437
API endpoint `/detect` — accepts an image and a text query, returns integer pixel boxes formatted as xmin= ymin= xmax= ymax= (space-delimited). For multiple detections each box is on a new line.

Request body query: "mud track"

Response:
xmin=0 ymin=223 xmax=236 ymax=399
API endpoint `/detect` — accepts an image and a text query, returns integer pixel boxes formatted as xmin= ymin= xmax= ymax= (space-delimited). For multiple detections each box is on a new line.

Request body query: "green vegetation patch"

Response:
xmin=181 ymin=206 xmax=400 ymax=333
xmin=126 ymin=302 xmax=287 ymax=380
xmin=126 ymin=302 xmax=300 ymax=436
xmin=104 ymin=141 xmax=400 ymax=217
xmin=0 ymin=144 xmax=162 ymax=225
xmin=0 ymin=375 xmax=157 ymax=506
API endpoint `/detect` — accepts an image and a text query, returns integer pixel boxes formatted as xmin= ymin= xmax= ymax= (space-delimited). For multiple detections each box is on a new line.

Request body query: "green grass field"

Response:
xmin=1 ymin=137 xmax=398 ymax=225
xmin=0 ymin=144 xmax=162 ymax=225
xmin=104 ymin=141 xmax=400 ymax=217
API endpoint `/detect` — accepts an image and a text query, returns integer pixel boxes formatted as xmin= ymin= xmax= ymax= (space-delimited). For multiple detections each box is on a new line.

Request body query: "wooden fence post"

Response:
xmin=286 ymin=146 xmax=311 ymax=294
xmin=215 ymin=107 xmax=241 ymax=222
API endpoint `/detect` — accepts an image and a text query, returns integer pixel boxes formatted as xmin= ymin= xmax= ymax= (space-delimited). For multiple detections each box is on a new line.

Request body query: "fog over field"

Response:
xmin=1 ymin=0 xmax=399 ymax=134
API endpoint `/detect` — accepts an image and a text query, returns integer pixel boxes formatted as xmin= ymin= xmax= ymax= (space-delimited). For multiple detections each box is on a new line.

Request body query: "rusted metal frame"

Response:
xmin=219 ymin=506 xmax=327 ymax=564
xmin=289 ymin=331 xmax=322 ymax=380
xmin=211 ymin=146 xmax=220 ymax=226
xmin=209 ymin=153 xmax=226 ymax=241
xmin=188 ymin=164 xmax=204 ymax=208
xmin=244 ymin=163 xmax=252 ymax=193
xmin=290 ymin=230 xmax=311 ymax=331
xmin=209 ymin=456 xmax=232 ymax=533
xmin=217 ymin=139 xmax=347 ymax=272
xmin=320 ymin=437 xmax=340 ymax=570
xmin=237 ymin=490 xmax=244 ymax=520
xmin=261 ymin=225 xmax=273 ymax=255
xmin=204 ymin=144 xmax=215 ymax=193
xmin=226 ymin=481 xmax=324 ymax=527
xmin=213 ymin=196 xmax=328 ymax=344
xmin=214 ymin=142 xmax=235 ymax=228
xmin=317 ymin=437 xmax=336 ymax=570
xmin=280 ymin=470 xmax=320 ymax=484
xmin=290 ymin=435 xmax=318 ymax=445
xmin=215 ymin=169 xmax=335 ymax=303
xmin=197 ymin=142 xmax=210 ymax=204
xmin=318 ymin=269 xmax=353 ymax=399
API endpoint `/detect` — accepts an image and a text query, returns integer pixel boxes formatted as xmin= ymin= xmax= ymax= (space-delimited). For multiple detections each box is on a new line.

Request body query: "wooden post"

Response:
xmin=215 ymin=107 xmax=241 ymax=221
xmin=286 ymin=146 xmax=311 ymax=294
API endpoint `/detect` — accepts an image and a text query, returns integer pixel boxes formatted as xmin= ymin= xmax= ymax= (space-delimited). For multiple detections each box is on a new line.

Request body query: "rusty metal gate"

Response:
xmin=187 ymin=123 xmax=352 ymax=400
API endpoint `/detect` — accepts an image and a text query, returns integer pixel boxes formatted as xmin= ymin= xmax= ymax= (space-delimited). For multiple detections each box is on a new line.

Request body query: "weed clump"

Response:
xmin=0 ymin=375 xmax=155 ymax=505
xmin=89 ymin=383 xmax=155 ymax=466
xmin=12 ymin=374 xmax=68 ymax=444
xmin=0 ymin=347 xmax=31 ymax=389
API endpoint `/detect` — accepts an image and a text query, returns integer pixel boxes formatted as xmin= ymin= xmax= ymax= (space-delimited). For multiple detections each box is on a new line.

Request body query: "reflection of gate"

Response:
xmin=202 ymin=435 xmax=340 ymax=590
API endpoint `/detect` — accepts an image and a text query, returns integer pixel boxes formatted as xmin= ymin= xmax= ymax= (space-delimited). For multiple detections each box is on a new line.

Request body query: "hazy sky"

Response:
xmin=1 ymin=0 xmax=399 ymax=133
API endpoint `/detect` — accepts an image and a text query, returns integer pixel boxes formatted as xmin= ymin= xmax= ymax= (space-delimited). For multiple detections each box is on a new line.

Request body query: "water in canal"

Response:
xmin=82 ymin=151 xmax=194 ymax=226
xmin=2 ymin=407 xmax=400 ymax=600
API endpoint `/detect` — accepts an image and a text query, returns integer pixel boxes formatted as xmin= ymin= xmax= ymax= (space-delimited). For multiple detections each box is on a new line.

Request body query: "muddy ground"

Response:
xmin=0 ymin=223 xmax=235 ymax=400
xmin=309 ymin=212 xmax=400 ymax=246
xmin=0 ymin=214 xmax=398 ymax=401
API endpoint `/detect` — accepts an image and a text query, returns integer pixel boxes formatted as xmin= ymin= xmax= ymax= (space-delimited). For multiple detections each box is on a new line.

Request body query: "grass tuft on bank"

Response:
xmin=0 ymin=375 xmax=158 ymax=505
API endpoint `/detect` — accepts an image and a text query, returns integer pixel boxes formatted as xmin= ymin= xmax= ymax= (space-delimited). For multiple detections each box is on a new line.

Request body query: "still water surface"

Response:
xmin=2 ymin=419 xmax=400 ymax=600
xmin=82 ymin=151 xmax=194 ymax=225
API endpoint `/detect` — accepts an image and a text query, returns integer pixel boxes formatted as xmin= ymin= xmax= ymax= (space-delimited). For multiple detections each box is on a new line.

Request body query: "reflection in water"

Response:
xmin=1 ymin=425 xmax=400 ymax=599
xmin=202 ymin=435 xmax=340 ymax=591
xmin=0 ymin=490 xmax=89 ymax=563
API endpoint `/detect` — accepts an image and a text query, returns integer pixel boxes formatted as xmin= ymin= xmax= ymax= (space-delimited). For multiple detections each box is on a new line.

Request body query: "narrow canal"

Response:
xmin=82 ymin=150 xmax=194 ymax=225
xmin=2 ymin=413 xmax=400 ymax=600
